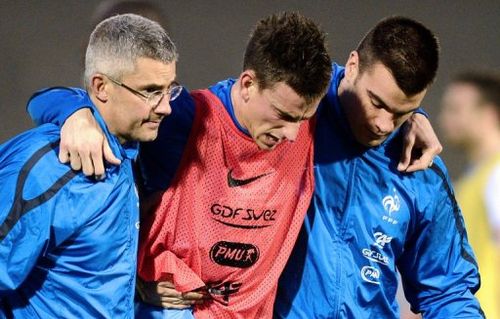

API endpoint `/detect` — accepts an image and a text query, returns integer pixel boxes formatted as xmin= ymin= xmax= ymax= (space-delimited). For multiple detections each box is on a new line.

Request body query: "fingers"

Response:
xmin=397 ymin=133 xmax=415 ymax=172
xmin=81 ymin=151 xmax=96 ymax=176
xmin=58 ymin=147 xmax=70 ymax=164
xmin=157 ymin=280 xmax=176 ymax=289
xmin=158 ymin=296 xmax=198 ymax=309
xmin=156 ymin=281 xmax=208 ymax=300
xmin=157 ymin=292 xmax=206 ymax=309
xmin=69 ymin=150 xmax=82 ymax=171
xmin=58 ymin=108 xmax=119 ymax=178
xmin=399 ymin=112 xmax=443 ymax=173
xmin=103 ymin=139 xmax=121 ymax=166
xmin=178 ymin=291 xmax=208 ymax=301
xmin=404 ymin=149 xmax=437 ymax=173
xmin=139 ymin=280 xmax=209 ymax=310
xmin=91 ymin=148 xmax=105 ymax=179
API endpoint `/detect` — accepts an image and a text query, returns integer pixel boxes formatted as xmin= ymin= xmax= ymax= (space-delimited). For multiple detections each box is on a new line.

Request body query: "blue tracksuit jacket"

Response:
xmin=274 ymin=64 xmax=483 ymax=318
xmin=0 ymin=89 xmax=139 ymax=318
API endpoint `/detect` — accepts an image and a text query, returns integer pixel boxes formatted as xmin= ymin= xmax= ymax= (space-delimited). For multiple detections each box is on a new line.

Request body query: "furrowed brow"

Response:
xmin=273 ymin=105 xmax=302 ymax=122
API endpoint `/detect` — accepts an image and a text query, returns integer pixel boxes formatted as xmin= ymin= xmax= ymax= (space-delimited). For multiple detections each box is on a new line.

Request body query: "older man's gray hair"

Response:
xmin=84 ymin=13 xmax=178 ymax=88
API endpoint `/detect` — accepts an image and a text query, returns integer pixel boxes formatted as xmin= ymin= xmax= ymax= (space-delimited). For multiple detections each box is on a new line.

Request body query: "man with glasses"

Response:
xmin=0 ymin=14 xmax=177 ymax=318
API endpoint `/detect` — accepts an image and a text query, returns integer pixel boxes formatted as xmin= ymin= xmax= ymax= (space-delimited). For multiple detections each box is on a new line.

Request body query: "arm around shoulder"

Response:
xmin=397 ymin=161 xmax=483 ymax=318
xmin=27 ymin=87 xmax=93 ymax=127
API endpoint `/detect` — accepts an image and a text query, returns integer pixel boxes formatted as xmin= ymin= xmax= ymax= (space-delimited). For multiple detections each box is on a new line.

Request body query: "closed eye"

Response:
xmin=371 ymin=99 xmax=383 ymax=109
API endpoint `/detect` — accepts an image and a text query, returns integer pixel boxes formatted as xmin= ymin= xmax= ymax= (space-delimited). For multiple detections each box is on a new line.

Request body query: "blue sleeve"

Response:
xmin=0 ymin=130 xmax=65 ymax=294
xmin=414 ymin=107 xmax=428 ymax=118
xmin=26 ymin=87 xmax=93 ymax=126
xmin=397 ymin=159 xmax=483 ymax=318
xmin=139 ymin=87 xmax=195 ymax=195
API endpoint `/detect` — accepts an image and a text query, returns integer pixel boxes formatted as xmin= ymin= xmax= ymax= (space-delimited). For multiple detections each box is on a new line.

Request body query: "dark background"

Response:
xmin=1 ymin=0 xmax=499 ymax=179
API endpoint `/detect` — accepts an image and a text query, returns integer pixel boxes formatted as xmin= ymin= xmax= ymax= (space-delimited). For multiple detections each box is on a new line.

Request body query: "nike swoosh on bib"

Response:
xmin=227 ymin=169 xmax=271 ymax=187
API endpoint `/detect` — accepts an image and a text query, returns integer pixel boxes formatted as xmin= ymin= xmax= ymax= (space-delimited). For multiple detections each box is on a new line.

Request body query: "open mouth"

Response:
xmin=264 ymin=133 xmax=280 ymax=145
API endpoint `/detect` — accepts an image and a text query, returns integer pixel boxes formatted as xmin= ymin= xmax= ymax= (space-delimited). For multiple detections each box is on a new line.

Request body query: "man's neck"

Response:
xmin=88 ymin=94 xmax=124 ymax=144
xmin=230 ymin=80 xmax=248 ymax=131
xmin=336 ymin=77 xmax=351 ymax=115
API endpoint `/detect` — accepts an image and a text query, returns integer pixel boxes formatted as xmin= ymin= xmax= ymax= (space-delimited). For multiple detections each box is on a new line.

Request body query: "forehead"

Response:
xmin=264 ymin=82 xmax=318 ymax=117
xmin=360 ymin=63 xmax=425 ymax=112
xmin=123 ymin=57 xmax=176 ymax=84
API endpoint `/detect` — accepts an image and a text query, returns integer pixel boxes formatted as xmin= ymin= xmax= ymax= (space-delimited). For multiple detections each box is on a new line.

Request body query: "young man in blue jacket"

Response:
xmin=0 ymin=14 xmax=179 ymax=318
xmin=274 ymin=16 xmax=483 ymax=318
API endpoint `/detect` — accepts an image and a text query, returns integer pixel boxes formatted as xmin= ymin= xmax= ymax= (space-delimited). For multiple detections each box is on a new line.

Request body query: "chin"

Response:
xmin=360 ymin=137 xmax=386 ymax=147
xmin=256 ymin=141 xmax=276 ymax=151
xmin=257 ymin=144 xmax=273 ymax=151
xmin=137 ymin=131 xmax=159 ymax=142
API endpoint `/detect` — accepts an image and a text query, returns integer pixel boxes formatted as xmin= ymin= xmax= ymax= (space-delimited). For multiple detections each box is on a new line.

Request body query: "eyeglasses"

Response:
xmin=104 ymin=75 xmax=182 ymax=109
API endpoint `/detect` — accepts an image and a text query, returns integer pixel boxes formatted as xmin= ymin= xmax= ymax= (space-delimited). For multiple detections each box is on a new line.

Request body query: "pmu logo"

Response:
xmin=373 ymin=232 xmax=392 ymax=249
xmin=361 ymin=266 xmax=381 ymax=285
xmin=210 ymin=241 xmax=260 ymax=268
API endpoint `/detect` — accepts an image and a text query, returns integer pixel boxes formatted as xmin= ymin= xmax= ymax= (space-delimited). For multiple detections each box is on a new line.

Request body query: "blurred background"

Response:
xmin=1 ymin=0 xmax=499 ymax=179
xmin=1 ymin=1 xmax=499 ymax=318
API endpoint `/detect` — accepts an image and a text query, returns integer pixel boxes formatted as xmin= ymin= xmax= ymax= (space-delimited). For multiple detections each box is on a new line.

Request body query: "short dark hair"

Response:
xmin=357 ymin=16 xmax=440 ymax=96
xmin=243 ymin=12 xmax=332 ymax=104
xmin=452 ymin=71 xmax=500 ymax=114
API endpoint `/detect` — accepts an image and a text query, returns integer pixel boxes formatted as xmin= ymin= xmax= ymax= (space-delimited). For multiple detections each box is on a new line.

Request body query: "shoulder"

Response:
xmin=401 ymin=156 xmax=451 ymax=193
xmin=0 ymin=124 xmax=118 ymax=202
xmin=405 ymin=157 xmax=458 ymax=215
xmin=0 ymin=124 xmax=61 ymax=164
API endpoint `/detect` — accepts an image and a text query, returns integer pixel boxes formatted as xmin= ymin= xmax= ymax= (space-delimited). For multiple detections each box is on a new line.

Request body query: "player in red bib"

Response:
xmin=137 ymin=13 xmax=331 ymax=318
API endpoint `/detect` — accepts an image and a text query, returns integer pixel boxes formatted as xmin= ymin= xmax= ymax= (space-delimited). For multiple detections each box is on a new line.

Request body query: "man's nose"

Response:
xmin=155 ymin=96 xmax=172 ymax=116
xmin=283 ymin=122 xmax=301 ymax=142
xmin=374 ymin=111 xmax=394 ymax=134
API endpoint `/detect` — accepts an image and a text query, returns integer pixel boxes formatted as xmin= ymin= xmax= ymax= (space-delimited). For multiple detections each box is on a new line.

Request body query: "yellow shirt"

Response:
xmin=456 ymin=154 xmax=500 ymax=319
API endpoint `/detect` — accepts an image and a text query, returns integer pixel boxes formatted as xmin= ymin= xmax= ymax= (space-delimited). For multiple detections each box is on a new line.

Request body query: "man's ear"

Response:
xmin=90 ymin=74 xmax=109 ymax=103
xmin=344 ymin=51 xmax=360 ymax=83
xmin=239 ymin=70 xmax=256 ymax=103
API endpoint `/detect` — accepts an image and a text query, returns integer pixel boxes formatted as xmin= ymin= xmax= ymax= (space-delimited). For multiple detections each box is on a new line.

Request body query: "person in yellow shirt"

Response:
xmin=439 ymin=70 xmax=500 ymax=319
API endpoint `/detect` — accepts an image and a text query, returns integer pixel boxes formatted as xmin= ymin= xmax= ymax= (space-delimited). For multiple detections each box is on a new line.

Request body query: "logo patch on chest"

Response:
xmin=361 ymin=266 xmax=381 ymax=285
xmin=210 ymin=203 xmax=277 ymax=229
xmin=381 ymin=188 xmax=401 ymax=225
xmin=210 ymin=241 xmax=260 ymax=268
xmin=227 ymin=169 xmax=271 ymax=188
